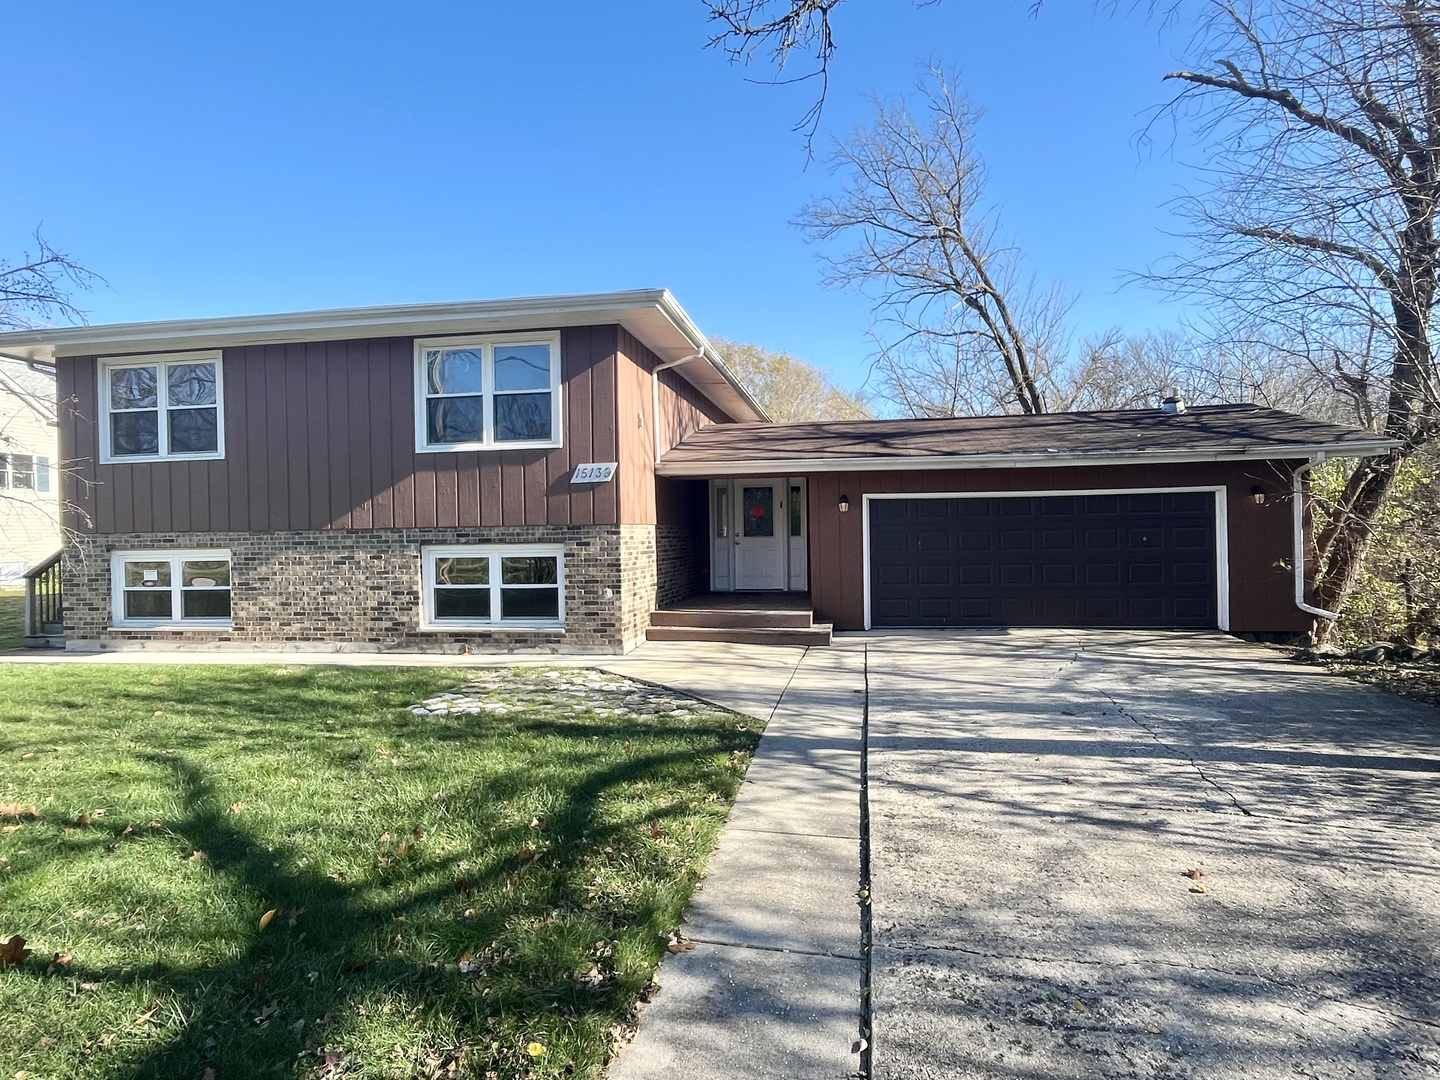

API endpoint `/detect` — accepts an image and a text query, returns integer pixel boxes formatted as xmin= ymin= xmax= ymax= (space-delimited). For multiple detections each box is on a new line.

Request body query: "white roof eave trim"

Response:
xmin=0 ymin=288 xmax=769 ymax=425
xmin=655 ymin=442 xmax=1399 ymax=476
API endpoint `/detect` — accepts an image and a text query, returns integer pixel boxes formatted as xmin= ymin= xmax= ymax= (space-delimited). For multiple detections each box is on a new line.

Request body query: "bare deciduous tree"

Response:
xmin=1 ymin=232 xmax=96 ymax=332
xmin=1161 ymin=0 xmax=1440 ymax=637
xmin=712 ymin=337 xmax=872 ymax=420
xmin=703 ymin=0 xmax=844 ymax=145
xmin=797 ymin=70 xmax=1064 ymax=416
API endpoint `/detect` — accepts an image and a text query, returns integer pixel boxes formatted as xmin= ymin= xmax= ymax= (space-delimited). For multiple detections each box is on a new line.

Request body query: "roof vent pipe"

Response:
xmin=1161 ymin=391 xmax=1186 ymax=415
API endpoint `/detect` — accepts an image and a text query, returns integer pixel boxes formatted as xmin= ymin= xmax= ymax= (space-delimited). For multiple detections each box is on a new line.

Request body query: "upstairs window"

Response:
xmin=414 ymin=334 xmax=561 ymax=452
xmin=100 ymin=353 xmax=224 ymax=463
xmin=0 ymin=454 xmax=49 ymax=492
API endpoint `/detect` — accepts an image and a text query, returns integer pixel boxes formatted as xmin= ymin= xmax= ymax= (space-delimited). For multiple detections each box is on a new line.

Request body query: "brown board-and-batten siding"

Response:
xmin=57 ymin=325 xmax=622 ymax=534
xmin=614 ymin=328 xmax=734 ymax=526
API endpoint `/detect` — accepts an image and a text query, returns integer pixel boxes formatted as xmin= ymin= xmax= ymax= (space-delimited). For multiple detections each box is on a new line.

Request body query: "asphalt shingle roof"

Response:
xmin=659 ymin=404 xmax=1394 ymax=472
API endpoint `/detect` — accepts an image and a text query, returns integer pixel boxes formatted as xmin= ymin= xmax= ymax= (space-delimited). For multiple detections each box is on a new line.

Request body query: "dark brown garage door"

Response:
xmin=869 ymin=492 xmax=1217 ymax=628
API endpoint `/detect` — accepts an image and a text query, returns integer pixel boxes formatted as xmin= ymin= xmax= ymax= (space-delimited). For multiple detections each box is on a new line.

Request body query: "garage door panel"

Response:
xmin=1085 ymin=528 xmax=1120 ymax=549
xmin=917 ymin=563 xmax=953 ymax=586
xmin=1173 ymin=562 xmax=1209 ymax=584
xmin=1043 ymin=563 xmax=1077 ymax=584
xmin=870 ymin=493 xmax=1217 ymax=628
xmin=875 ymin=565 xmax=913 ymax=587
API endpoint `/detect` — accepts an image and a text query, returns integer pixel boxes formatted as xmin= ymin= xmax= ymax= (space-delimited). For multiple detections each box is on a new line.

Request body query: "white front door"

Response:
xmin=734 ymin=481 xmax=786 ymax=590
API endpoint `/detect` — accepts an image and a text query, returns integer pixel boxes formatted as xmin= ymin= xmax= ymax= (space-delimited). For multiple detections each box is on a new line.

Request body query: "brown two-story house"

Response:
xmin=0 ymin=290 xmax=1396 ymax=652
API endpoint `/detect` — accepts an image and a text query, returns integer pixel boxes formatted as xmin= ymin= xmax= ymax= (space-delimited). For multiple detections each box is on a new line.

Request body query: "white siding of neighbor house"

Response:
xmin=0 ymin=360 xmax=61 ymax=582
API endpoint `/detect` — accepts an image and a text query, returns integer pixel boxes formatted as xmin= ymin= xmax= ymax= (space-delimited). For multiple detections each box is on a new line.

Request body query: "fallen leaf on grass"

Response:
xmin=1 ymin=825 xmax=21 ymax=834
xmin=647 ymin=821 xmax=662 ymax=839
xmin=79 ymin=982 xmax=103 ymax=992
xmin=229 ymin=802 xmax=246 ymax=814
xmin=254 ymin=1000 xmax=279 ymax=1025
xmin=0 ymin=934 xmax=33 ymax=968
xmin=202 ymin=1069 xmax=216 ymax=1080
xmin=1189 ymin=884 xmax=1209 ymax=894
xmin=47 ymin=949 xmax=74 ymax=973
xmin=258 ymin=908 xmax=277 ymax=931
xmin=0 ymin=802 xmax=39 ymax=819
xmin=133 ymin=1003 xmax=160 ymax=1026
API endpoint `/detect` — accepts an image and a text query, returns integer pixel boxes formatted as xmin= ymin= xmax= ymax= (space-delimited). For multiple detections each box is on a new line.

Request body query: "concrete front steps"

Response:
xmin=646 ymin=595 xmax=833 ymax=647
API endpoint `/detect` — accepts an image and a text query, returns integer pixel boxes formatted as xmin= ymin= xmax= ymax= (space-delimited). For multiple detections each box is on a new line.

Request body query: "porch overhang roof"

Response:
xmin=656 ymin=405 xmax=1399 ymax=477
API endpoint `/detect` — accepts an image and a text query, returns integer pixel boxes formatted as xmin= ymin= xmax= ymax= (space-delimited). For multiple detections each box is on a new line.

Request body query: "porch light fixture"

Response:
xmin=838 ymin=494 xmax=851 ymax=513
xmin=1251 ymin=485 xmax=1266 ymax=505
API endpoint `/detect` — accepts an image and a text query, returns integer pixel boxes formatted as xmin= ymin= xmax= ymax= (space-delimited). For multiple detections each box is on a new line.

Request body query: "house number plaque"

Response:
xmin=570 ymin=462 xmax=618 ymax=484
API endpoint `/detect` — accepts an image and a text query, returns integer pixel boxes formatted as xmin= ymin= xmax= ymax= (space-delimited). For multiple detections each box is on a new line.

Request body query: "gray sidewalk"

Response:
xmin=605 ymin=640 xmax=866 ymax=1080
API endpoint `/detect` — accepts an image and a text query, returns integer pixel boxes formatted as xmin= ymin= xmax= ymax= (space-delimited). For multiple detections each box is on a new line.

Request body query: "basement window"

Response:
xmin=111 ymin=550 xmax=232 ymax=628
xmin=420 ymin=545 xmax=564 ymax=630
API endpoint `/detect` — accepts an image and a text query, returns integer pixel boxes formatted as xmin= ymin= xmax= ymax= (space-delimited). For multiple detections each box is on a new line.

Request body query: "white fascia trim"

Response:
xmin=0 ymin=291 xmax=676 ymax=360
xmin=649 ymin=292 xmax=769 ymax=423
xmin=658 ymin=443 xmax=1399 ymax=477
xmin=860 ymin=487 xmax=1231 ymax=633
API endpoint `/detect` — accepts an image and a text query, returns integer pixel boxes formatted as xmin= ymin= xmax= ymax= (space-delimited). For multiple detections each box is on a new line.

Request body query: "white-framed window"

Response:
xmin=414 ymin=333 xmax=562 ymax=452
xmin=110 ymin=550 xmax=233 ymax=629
xmin=0 ymin=454 xmax=50 ymax=492
xmin=420 ymin=545 xmax=565 ymax=630
xmin=99 ymin=352 xmax=224 ymax=463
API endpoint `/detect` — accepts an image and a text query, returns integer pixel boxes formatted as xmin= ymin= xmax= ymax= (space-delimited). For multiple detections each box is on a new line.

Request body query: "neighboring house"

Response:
xmin=0 ymin=290 xmax=1397 ymax=651
xmin=0 ymin=357 xmax=60 ymax=584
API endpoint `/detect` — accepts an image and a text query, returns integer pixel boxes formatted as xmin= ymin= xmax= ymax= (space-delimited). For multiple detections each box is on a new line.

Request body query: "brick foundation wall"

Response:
xmin=618 ymin=525 xmax=657 ymax=651
xmin=657 ymin=523 xmax=705 ymax=606
xmin=63 ymin=527 xmax=636 ymax=653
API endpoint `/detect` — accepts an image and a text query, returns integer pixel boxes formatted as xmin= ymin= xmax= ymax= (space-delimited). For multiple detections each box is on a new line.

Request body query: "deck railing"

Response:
xmin=23 ymin=550 xmax=63 ymax=641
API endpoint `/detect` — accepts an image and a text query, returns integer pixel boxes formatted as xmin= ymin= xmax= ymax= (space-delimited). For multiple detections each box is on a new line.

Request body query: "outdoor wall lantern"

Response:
xmin=1251 ymin=485 xmax=1266 ymax=506
xmin=839 ymin=494 xmax=851 ymax=513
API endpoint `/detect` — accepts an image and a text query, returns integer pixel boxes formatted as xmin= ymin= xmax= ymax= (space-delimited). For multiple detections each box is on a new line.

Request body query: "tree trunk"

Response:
xmin=1311 ymin=453 xmax=1405 ymax=644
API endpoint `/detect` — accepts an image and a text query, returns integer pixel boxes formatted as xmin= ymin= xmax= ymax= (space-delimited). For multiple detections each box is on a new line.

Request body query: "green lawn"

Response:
xmin=0 ymin=586 xmax=23 ymax=650
xmin=0 ymin=664 xmax=759 ymax=1079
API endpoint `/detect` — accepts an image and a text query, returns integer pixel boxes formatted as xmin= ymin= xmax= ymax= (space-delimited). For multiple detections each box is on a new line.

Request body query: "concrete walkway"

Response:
xmin=605 ymin=639 xmax=867 ymax=1080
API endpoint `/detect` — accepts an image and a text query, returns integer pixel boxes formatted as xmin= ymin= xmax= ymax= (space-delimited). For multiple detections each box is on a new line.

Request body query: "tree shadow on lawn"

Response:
xmin=1 ymin=671 xmax=754 ymax=1079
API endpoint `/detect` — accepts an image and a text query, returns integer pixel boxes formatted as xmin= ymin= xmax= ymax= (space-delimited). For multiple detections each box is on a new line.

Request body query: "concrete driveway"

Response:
xmin=867 ymin=630 xmax=1440 ymax=1079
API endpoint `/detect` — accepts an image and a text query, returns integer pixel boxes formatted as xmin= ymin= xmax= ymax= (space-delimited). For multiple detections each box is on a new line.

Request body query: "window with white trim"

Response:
xmin=0 ymin=454 xmax=49 ymax=492
xmin=111 ymin=551 xmax=232 ymax=628
xmin=421 ymin=545 xmax=564 ymax=629
xmin=415 ymin=334 xmax=561 ymax=451
xmin=100 ymin=352 xmax=224 ymax=462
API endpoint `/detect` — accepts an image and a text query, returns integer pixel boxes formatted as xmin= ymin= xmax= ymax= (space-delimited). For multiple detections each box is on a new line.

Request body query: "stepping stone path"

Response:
xmin=407 ymin=669 xmax=703 ymax=719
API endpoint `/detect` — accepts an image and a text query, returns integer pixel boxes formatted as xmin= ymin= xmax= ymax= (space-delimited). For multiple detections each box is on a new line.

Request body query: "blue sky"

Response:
xmin=2 ymin=1 xmax=1206 ymax=392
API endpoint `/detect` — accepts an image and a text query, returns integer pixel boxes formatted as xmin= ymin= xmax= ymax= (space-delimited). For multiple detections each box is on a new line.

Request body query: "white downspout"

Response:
xmin=652 ymin=352 xmax=704 ymax=464
xmin=1292 ymin=455 xmax=1340 ymax=621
